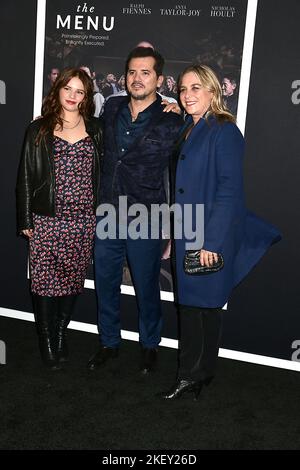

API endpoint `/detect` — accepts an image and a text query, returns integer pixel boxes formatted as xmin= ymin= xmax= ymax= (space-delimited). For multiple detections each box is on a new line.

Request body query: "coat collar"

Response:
xmin=84 ymin=117 xmax=98 ymax=137
xmin=180 ymin=114 xmax=217 ymax=151
xmin=116 ymin=92 xmax=163 ymax=117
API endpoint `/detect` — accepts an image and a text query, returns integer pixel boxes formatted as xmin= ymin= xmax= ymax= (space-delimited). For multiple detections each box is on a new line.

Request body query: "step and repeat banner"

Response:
xmin=0 ymin=0 xmax=299 ymax=368
xmin=37 ymin=0 xmax=249 ymax=302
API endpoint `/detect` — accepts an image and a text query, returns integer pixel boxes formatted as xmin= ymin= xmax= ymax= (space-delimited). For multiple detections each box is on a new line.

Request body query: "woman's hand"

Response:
xmin=200 ymin=249 xmax=218 ymax=267
xmin=161 ymin=100 xmax=181 ymax=114
xmin=22 ymin=229 xmax=34 ymax=238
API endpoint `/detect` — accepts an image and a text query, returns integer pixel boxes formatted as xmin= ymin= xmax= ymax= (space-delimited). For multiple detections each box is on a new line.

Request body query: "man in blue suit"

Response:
xmin=88 ymin=47 xmax=182 ymax=374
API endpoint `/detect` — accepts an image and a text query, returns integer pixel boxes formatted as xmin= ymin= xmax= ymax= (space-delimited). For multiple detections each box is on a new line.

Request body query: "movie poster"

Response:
xmin=40 ymin=0 xmax=249 ymax=297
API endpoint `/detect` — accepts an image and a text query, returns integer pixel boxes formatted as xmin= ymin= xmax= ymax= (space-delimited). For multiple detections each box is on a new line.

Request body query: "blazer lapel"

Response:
xmin=180 ymin=117 xmax=206 ymax=153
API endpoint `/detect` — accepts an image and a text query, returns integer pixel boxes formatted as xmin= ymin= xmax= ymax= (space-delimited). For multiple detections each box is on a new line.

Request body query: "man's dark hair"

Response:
xmin=222 ymin=72 xmax=237 ymax=85
xmin=125 ymin=47 xmax=164 ymax=77
xmin=48 ymin=65 xmax=60 ymax=74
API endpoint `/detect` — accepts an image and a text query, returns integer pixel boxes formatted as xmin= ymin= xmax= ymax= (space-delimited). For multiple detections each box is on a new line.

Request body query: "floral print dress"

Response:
xmin=29 ymin=136 xmax=96 ymax=296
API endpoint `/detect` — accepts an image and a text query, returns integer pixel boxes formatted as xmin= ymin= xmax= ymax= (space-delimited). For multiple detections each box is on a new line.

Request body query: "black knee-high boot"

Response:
xmin=33 ymin=295 xmax=61 ymax=370
xmin=56 ymin=295 xmax=77 ymax=362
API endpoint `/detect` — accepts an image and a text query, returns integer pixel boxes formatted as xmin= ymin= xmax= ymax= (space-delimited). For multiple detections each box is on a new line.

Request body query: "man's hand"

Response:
xmin=161 ymin=100 xmax=181 ymax=114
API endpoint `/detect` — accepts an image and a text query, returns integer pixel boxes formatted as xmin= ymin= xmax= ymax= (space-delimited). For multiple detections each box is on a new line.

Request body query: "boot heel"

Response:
xmin=192 ymin=377 xmax=214 ymax=400
xmin=192 ymin=383 xmax=203 ymax=401
xmin=203 ymin=376 xmax=214 ymax=387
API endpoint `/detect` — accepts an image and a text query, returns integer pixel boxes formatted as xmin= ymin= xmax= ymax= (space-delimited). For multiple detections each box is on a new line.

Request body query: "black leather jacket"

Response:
xmin=16 ymin=117 xmax=102 ymax=232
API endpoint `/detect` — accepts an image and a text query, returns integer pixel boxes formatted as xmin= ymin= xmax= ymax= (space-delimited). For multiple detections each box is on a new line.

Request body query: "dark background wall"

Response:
xmin=0 ymin=0 xmax=299 ymax=363
xmin=222 ymin=0 xmax=300 ymax=360
xmin=0 ymin=0 xmax=37 ymax=313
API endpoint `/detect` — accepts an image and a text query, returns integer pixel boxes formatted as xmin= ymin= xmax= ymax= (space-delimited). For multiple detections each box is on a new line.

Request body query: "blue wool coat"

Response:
xmin=174 ymin=115 xmax=281 ymax=308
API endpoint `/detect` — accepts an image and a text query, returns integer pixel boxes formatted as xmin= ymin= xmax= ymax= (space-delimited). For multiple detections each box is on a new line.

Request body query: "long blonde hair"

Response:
xmin=178 ymin=64 xmax=235 ymax=123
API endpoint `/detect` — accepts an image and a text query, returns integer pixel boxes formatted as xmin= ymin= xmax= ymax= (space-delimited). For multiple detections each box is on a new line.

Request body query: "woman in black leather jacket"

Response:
xmin=16 ymin=67 xmax=102 ymax=370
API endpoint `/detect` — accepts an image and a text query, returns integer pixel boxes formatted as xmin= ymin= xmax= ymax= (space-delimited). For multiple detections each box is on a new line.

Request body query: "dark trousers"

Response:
xmin=178 ymin=305 xmax=223 ymax=382
xmin=94 ymin=226 xmax=162 ymax=349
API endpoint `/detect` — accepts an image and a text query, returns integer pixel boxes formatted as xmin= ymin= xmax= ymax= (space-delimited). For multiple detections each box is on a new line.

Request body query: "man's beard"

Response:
xmin=128 ymin=86 xmax=156 ymax=101
xmin=128 ymin=90 xmax=150 ymax=101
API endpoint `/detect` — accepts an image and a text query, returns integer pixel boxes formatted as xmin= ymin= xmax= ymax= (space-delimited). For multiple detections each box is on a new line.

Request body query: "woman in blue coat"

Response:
xmin=162 ymin=65 xmax=281 ymax=400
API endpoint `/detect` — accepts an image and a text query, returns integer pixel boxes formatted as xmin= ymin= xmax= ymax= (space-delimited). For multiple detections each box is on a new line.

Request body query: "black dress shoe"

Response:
xmin=87 ymin=346 xmax=118 ymax=370
xmin=161 ymin=379 xmax=203 ymax=400
xmin=161 ymin=376 xmax=214 ymax=401
xmin=140 ymin=348 xmax=157 ymax=375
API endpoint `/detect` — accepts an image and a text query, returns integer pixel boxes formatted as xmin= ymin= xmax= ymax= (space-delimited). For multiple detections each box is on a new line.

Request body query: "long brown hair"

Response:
xmin=36 ymin=67 xmax=95 ymax=144
xmin=178 ymin=64 xmax=235 ymax=123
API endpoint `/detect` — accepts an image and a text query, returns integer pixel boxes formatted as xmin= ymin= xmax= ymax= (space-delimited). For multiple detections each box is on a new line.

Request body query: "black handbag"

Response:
xmin=183 ymin=250 xmax=224 ymax=275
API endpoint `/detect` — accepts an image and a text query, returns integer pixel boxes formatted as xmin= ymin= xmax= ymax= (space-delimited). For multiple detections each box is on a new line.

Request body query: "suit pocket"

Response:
xmin=144 ymin=138 xmax=162 ymax=145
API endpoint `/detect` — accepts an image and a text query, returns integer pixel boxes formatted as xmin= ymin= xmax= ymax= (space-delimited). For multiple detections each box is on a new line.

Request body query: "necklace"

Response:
xmin=128 ymin=103 xmax=138 ymax=122
xmin=62 ymin=115 xmax=82 ymax=129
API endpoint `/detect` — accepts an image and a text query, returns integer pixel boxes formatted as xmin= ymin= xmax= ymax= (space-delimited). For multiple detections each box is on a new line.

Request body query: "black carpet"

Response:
xmin=1 ymin=315 xmax=300 ymax=451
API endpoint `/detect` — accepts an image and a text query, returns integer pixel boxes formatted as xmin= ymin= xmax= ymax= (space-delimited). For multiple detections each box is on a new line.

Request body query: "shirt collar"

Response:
xmin=124 ymin=92 xmax=162 ymax=117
